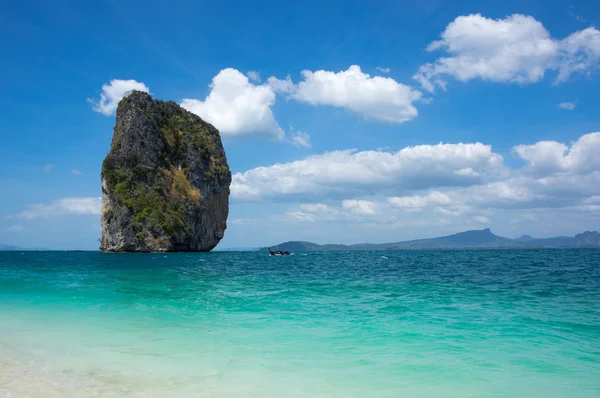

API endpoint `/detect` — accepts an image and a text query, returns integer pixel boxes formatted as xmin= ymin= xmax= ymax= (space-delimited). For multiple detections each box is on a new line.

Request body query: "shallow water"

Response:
xmin=1 ymin=250 xmax=599 ymax=397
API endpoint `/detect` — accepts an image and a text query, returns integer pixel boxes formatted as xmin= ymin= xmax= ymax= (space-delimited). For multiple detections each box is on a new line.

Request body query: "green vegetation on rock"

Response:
xmin=100 ymin=91 xmax=231 ymax=249
xmin=102 ymin=154 xmax=193 ymax=236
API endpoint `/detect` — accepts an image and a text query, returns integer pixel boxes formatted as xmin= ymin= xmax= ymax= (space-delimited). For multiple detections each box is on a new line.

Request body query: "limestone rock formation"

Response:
xmin=100 ymin=91 xmax=231 ymax=252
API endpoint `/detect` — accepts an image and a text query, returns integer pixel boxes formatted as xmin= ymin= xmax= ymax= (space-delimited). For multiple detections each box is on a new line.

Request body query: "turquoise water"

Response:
xmin=1 ymin=250 xmax=599 ymax=397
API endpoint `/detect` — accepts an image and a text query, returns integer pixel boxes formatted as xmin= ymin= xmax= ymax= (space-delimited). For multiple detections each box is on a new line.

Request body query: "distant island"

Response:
xmin=0 ymin=244 xmax=49 ymax=251
xmin=0 ymin=244 xmax=24 ymax=251
xmin=261 ymin=229 xmax=600 ymax=251
xmin=3 ymin=229 xmax=599 ymax=252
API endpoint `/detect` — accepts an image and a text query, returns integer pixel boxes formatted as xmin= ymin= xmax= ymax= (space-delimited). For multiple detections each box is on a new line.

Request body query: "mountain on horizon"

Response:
xmin=0 ymin=244 xmax=49 ymax=251
xmin=261 ymin=229 xmax=600 ymax=252
xmin=0 ymin=244 xmax=22 ymax=251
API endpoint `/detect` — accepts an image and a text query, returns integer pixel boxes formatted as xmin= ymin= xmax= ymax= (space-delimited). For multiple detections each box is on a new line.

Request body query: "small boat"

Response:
xmin=268 ymin=247 xmax=291 ymax=256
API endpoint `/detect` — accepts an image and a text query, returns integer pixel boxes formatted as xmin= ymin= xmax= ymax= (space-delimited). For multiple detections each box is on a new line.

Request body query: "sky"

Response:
xmin=1 ymin=0 xmax=600 ymax=250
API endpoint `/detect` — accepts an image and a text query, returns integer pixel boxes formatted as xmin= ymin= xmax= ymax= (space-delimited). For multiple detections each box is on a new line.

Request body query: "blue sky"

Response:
xmin=1 ymin=0 xmax=600 ymax=249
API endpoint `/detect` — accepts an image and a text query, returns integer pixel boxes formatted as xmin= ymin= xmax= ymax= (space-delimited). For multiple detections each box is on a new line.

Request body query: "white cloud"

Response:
xmin=454 ymin=167 xmax=480 ymax=177
xmin=388 ymin=191 xmax=451 ymax=208
xmin=513 ymin=132 xmax=600 ymax=175
xmin=231 ymin=142 xmax=504 ymax=201
xmin=283 ymin=201 xmax=381 ymax=223
xmin=513 ymin=141 xmax=569 ymax=175
xmin=18 ymin=197 xmax=101 ymax=219
xmin=290 ymin=131 xmax=311 ymax=148
xmin=284 ymin=203 xmax=333 ymax=222
xmin=266 ymin=75 xmax=295 ymax=94
xmin=181 ymin=68 xmax=284 ymax=140
xmin=276 ymin=168 xmax=600 ymax=231
xmin=556 ymin=27 xmax=600 ymax=82
xmin=232 ymin=132 xmax=600 ymax=226
xmin=414 ymin=13 xmax=600 ymax=91
xmin=388 ymin=191 xmax=472 ymax=217
xmin=44 ymin=164 xmax=54 ymax=172
xmin=376 ymin=67 xmax=391 ymax=73
xmin=72 ymin=169 xmax=82 ymax=176
xmin=92 ymin=66 xmax=421 ymax=141
xmin=281 ymin=198 xmax=476 ymax=229
xmin=558 ymin=102 xmax=576 ymax=110
xmin=270 ymin=65 xmax=422 ymax=123
xmin=223 ymin=132 xmax=600 ymax=245
xmin=386 ymin=170 xmax=600 ymax=215
xmin=342 ymin=199 xmax=377 ymax=216
xmin=246 ymin=71 xmax=261 ymax=82
xmin=89 ymin=79 xmax=150 ymax=115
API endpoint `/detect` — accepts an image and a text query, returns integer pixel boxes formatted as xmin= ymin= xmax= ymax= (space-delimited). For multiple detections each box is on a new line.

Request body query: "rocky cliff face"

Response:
xmin=100 ymin=91 xmax=231 ymax=252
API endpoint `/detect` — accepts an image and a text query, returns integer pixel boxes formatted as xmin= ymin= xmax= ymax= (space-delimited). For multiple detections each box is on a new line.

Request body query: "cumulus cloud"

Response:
xmin=232 ymin=132 xmax=600 ymax=228
xmin=92 ymin=66 xmax=422 ymax=140
xmin=44 ymin=164 xmax=54 ymax=172
xmin=388 ymin=191 xmax=472 ymax=217
xmin=281 ymin=197 xmax=483 ymax=230
xmin=558 ymin=102 xmax=576 ymax=110
xmin=285 ymin=203 xmax=339 ymax=222
xmin=18 ymin=197 xmax=101 ymax=219
xmin=270 ymin=65 xmax=422 ymax=123
xmin=227 ymin=132 xmax=600 ymax=243
xmin=387 ymin=171 xmax=600 ymax=215
xmin=284 ymin=201 xmax=385 ymax=223
xmin=266 ymin=75 xmax=295 ymax=94
xmin=376 ymin=67 xmax=391 ymax=73
xmin=513 ymin=141 xmax=570 ymax=175
xmin=388 ymin=191 xmax=451 ymax=208
xmin=414 ymin=13 xmax=600 ymax=91
xmin=278 ymin=167 xmax=600 ymax=230
xmin=89 ymin=79 xmax=150 ymax=115
xmin=72 ymin=169 xmax=82 ymax=176
xmin=181 ymin=68 xmax=284 ymax=140
xmin=231 ymin=142 xmax=504 ymax=201
xmin=556 ymin=27 xmax=600 ymax=82
xmin=342 ymin=199 xmax=377 ymax=216
xmin=290 ymin=131 xmax=311 ymax=148
xmin=513 ymin=132 xmax=600 ymax=175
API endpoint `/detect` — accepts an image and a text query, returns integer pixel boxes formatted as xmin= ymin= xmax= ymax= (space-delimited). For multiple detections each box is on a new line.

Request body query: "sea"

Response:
xmin=0 ymin=249 xmax=599 ymax=397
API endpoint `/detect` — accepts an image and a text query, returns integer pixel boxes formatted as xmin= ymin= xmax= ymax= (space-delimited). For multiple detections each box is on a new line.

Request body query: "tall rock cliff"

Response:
xmin=100 ymin=91 xmax=231 ymax=252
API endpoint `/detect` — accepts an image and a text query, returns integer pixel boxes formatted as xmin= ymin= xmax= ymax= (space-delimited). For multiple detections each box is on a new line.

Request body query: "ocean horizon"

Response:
xmin=1 ymin=249 xmax=599 ymax=397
